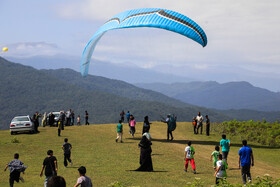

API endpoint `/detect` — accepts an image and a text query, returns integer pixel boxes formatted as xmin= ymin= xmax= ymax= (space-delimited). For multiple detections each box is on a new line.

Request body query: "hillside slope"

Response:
xmin=0 ymin=123 xmax=279 ymax=186
xmin=136 ymin=82 xmax=280 ymax=111
xmin=0 ymin=57 xmax=231 ymax=130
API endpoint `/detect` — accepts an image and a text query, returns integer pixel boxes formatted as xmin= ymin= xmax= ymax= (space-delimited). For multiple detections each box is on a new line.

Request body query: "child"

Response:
xmin=62 ymin=138 xmax=72 ymax=167
xmin=74 ymin=166 xmax=92 ymax=187
xmin=192 ymin=117 xmax=197 ymax=134
xmin=58 ymin=120 xmax=62 ymax=136
xmin=220 ymin=134 xmax=231 ymax=164
xmin=77 ymin=115 xmax=81 ymax=126
xmin=116 ymin=120 xmax=123 ymax=143
xmin=184 ymin=141 xmax=196 ymax=174
xmin=214 ymin=154 xmax=228 ymax=184
xmin=4 ymin=153 xmax=27 ymax=187
xmin=130 ymin=115 xmax=136 ymax=138
xmin=210 ymin=145 xmax=220 ymax=170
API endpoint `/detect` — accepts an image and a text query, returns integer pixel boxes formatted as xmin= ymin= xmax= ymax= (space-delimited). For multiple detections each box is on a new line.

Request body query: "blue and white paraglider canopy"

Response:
xmin=81 ymin=8 xmax=208 ymax=77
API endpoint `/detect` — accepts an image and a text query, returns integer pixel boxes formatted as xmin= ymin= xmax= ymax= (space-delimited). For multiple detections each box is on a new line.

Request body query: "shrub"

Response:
xmin=11 ymin=137 xmax=20 ymax=143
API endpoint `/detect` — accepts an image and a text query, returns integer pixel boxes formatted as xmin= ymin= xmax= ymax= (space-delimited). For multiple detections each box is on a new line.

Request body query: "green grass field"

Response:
xmin=0 ymin=122 xmax=279 ymax=187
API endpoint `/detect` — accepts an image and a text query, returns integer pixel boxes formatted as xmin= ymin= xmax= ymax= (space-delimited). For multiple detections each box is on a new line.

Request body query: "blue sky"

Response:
xmin=1 ymin=0 xmax=280 ymax=91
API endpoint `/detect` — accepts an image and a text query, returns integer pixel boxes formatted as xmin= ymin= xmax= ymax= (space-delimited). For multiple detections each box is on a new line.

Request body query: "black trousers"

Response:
xmin=85 ymin=118 xmax=89 ymax=125
xmin=64 ymin=153 xmax=72 ymax=167
xmin=193 ymin=125 xmax=197 ymax=134
xmin=241 ymin=165 xmax=252 ymax=184
xmin=167 ymin=129 xmax=173 ymax=140
xmin=9 ymin=170 xmax=20 ymax=187
xmin=58 ymin=129 xmax=61 ymax=136
xmin=206 ymin=124 xmax=210 ymax=136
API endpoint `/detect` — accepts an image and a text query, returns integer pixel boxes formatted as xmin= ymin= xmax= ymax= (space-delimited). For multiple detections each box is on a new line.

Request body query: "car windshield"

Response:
xmin=12 ymin=117 xmax=29 ymax=122
xmin=54 ymin=114 xmax=60 ymax=117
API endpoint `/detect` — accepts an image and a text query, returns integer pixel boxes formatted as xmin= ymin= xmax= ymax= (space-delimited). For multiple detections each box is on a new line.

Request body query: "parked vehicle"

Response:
xmin=46 ymin=112 xmax=60 ymax=126
xmin=10 ymin=115 xmax=35 ymax=135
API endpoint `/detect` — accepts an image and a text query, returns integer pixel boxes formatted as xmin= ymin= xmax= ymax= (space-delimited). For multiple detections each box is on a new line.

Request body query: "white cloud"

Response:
xmin=2 ymin=42 xmax=60 ymax=58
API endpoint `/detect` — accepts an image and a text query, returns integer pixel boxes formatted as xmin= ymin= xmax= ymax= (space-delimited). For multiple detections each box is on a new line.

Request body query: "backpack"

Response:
xmin=169 ymin=115 xmax=177 ymax=131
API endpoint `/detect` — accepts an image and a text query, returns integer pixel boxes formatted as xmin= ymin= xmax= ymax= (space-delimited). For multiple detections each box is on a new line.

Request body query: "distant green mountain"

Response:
xmin=136 ymin=82 xmax=280 ymax=112
xmin=41 ymin=68 xmax=193 ymax=108
xmin=0 ymin=57 xmax=231 ymax=130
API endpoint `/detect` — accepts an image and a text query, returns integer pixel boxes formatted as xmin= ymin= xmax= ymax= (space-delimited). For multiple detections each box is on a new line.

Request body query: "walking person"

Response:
xmin=40 ymin=150 xmax=58 ymax=187
xmin=142 ymin=116 xmax=152 ymax=134
xmin=115 ymin=120 xmax=123 ymax=143
xmin=85 ymin=111 xmax=89 ymax=125
xmin=130 ymin=115 xmax=136 ymax=138
xmin=74 ymin=166 xmax=92 ymax=187
xmin=205 ymin=115 xmax=210 ymax=136
xmin=214 ymin=154 xmax=228 ymax=185
xmin=71 ymin=111 xmax=75 ymax=126
xmin=196 ymin=112 xmax=203 ymax=134
xmin=4 ymin=153 xmax=27 ymax=187
xmin=220 ymin=134 xmax=231 ymax=164
xmin=62 ymin=138 xmax=72 ymax=168
xmin=58 ymin=120 xmax=62 ymax=137
xmin=210 ymin=145 xmax=221 ymax=170
xmin=136 ymin=132 xmax=153 ymax=171
xmin=59 ymin=111 xmax=65 ymax=130
xmin=120 ymin=110 xmax=125 ymax=122
xmin=184 ymin=141 xmax=196 ymax=174
xmin=239 ymin=140 xmax=254 ymax=185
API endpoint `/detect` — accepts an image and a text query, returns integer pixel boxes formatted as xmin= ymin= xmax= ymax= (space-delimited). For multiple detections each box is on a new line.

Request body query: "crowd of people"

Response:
xmin=5 ymin=110 xmax=255 ymax=186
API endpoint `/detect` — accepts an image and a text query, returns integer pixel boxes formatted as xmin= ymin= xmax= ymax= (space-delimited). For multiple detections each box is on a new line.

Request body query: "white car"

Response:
xmin=10 ymin=115 xmax=35 ymax=135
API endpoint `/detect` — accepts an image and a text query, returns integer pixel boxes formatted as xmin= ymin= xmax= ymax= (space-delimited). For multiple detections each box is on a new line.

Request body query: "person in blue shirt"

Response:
xmin=220 ymin=134 xmax=231 ymax=164
xmin=239 ymin=140 xmax=254 ymax=185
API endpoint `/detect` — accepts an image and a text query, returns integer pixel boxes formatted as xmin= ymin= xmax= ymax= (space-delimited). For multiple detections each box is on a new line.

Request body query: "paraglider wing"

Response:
xmin=81 ymin=8 xmax=207 ymax=77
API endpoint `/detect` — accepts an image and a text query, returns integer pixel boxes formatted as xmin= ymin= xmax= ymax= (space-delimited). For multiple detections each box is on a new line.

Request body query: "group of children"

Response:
xmin=4 ymin=138 xmax=92 ymax=187
xmin=184 ymin=135 xmax=232 ymax=185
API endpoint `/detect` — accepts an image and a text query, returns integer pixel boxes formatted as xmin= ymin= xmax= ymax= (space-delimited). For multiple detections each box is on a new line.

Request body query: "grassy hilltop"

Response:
xmin=0 ymin=122 xmax=279 ymax=187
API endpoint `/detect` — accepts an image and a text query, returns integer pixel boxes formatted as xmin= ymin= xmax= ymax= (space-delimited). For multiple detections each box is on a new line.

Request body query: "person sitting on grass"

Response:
xmin=74 ymin=166 xmax=92 ymax=187
xmin=210 ymin=145 xmax=220 ymax=170
xmin=4 ymin=153 xmax=27 ymax=187
xmin=184 ymin=141 xmax=196 ymax=174
xmin=214 ymin=154 xmax=228 ymax=185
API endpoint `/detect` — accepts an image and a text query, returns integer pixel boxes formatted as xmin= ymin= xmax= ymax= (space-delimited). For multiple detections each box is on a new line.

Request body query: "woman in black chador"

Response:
xmin=136 ymin=133 xmax=153 ymax=171
xmin=142 ymin=116 xmax=152 ymax=134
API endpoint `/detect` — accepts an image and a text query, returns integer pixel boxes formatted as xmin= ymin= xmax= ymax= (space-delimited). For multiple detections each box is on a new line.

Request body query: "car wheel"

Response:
xmin=11 ymin=131 xmax=15 ymax=135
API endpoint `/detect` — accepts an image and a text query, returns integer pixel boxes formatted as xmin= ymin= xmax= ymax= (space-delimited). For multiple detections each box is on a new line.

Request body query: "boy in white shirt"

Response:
xmin=74 ymin=166 xmax=92 ymax=187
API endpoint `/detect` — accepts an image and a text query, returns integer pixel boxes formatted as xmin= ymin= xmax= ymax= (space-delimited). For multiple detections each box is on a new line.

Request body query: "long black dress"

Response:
xmin=136 ymin=136 xmax=153 ymax=171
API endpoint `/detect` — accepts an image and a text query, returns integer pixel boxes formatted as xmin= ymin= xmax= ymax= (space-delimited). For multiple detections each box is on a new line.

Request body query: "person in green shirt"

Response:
xmin=116 ymin=120 xmax=123 ymax=143
xmin=210 ymin=145 xmax=220 ymax=170
xmin=184 ymin=141 xmax=196 ymax=174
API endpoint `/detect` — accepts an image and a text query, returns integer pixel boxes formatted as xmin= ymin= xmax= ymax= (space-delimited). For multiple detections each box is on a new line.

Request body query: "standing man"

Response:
xmin=62 ymin=138 xmax=72 ymax=168
xmin=196 ymin=112 xmax=204 ymax=135
xmin=66 ymin=109 xmax=71 ymax=126
xmin=40 ymin=150 xmax=57 ymax=187
xmin=205 ymin=115 xmax=210 ymax=136
xmin=239 ymin=140 xmax=254 ymax=185
xmin=33 ymin=112 xmax=41 ymax=133
xmin=85 ymin=110 xmax=89 ymax=125
xmin=161 ymin=114 xmax=174 ymax=141
xmin=59 ymin=111 xmax=65 ymax=130
xmin=220 ymin=134 xmax=231 ymax=164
